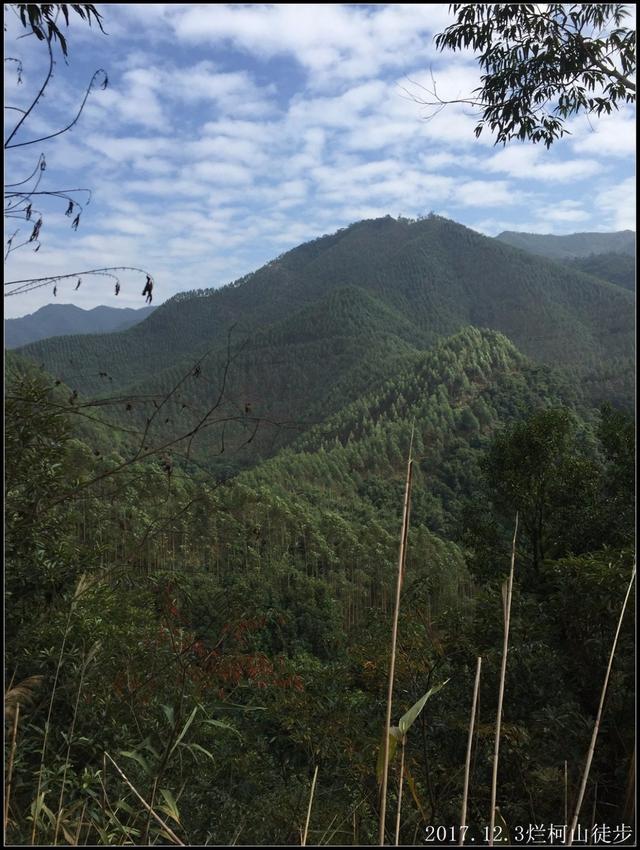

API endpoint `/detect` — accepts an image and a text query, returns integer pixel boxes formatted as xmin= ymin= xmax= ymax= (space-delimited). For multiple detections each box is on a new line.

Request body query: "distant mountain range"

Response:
xmin=5 ymin=304 xmax=156 ymax=349
xmin=496 ymin=229 xmax=635 ymax=259
xmin=495 ymin=229 xmax=635 ymax=292
xmin=12 ymin=215 xmax=634 ymax=475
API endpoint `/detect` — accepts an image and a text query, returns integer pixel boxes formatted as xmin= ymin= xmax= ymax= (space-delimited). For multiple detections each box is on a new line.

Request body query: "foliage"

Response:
xmin=435 ymin=3 xmax=636 ymax=147
xmin=11 ymin=5 xmax=105 ymax=56
xmin=4 ymin=219 xmax=634 ymax=843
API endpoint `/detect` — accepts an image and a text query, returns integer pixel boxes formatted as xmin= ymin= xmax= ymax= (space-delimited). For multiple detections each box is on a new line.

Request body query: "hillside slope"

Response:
xmin=17 ymin=216 xmax=634 ymax=426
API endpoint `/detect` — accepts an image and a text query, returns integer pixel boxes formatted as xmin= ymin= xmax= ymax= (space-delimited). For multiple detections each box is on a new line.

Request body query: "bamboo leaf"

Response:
xmin=398 ymin=679 xmax=450 ymax=735
xmin=168 ymin=706 xmax=199 ymax=760
xmin=119 ymin=749 xmax=150 ymax=774
xmin=182 ymin=742 xmax=215 ymax=761
xmin=201 ymin=718 xmax=242 ymax=740
xmin=158 ymin=789 xmax=181 ymax=825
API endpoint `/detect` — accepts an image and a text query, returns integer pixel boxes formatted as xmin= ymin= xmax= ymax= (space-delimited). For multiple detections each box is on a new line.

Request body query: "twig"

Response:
xmin=301 ymin=765 xmax=319 ymax=846
xmin=460 ymin=658 xmax=482 ymax=844
xmin=4 ymin=703 xmax=20 ymax=834
xmin=103 ymin=752 xmax=185 ymax=846
xmin=394 ymin=736 xmax=406 ymax=846
xmin=489 ymin=513 xmax=518 ymax=846
xmin=379 ymin=431 xmax=414 ymax=845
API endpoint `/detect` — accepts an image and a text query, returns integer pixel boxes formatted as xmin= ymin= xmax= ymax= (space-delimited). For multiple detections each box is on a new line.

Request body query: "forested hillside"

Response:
xmin=562 ymin=252 xmax=636 ymax=292
xmin=18 ymin=216 xmax=635 ymax=415
xmin=6 ymin=284 xmax=635 ymax=844
xmin=4 ymin=0 xmax=636 ymax=843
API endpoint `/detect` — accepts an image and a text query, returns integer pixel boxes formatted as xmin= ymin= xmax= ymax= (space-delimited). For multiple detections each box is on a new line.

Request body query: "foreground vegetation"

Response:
xmin=4 ymin=325 xmax=634 ymax=845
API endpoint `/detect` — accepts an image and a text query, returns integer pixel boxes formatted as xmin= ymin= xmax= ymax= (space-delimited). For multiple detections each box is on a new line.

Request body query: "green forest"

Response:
xmin=5 ymin=215 xmax=636 ymax=846
xmin=3 ymin=2 xmax=637 ymax=844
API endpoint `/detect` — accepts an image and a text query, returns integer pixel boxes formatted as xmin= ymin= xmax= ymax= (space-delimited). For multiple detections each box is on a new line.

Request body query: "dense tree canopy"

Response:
xmin=434 ymin=3 xmax=636 ymax=147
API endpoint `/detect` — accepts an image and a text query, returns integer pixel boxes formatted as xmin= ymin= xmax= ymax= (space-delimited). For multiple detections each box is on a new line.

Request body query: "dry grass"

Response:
xmin=459 ymin=657 xmax=482 ymax=845
xmin=489 ymin=513 xmax=518 ymax=847
xmin=378 ymin=435 xmax=414 ymax=846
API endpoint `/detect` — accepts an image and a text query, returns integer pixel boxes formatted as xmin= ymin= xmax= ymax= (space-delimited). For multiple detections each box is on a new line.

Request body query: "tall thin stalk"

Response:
xmin=378 ymin=434 xmax=414 ymax=846
xmin=460 ymin=657 xmax=482 ymax=845
xmin=104 ymin=752 xmax=184 ymax=846
xmin=564 ymin=761 xmax=568 ymax=827
xmin=394 ymin=736 xmax=406 ymax=846
xmin=567 ymin=565 xmax=636 ymax=846
xmin=4 ymin=703 xmax=20 ymax=835
xmin=489 ymin=513 xmax=518 ymax=847
xmin=301 ymin=765 xmax=318 ymax=847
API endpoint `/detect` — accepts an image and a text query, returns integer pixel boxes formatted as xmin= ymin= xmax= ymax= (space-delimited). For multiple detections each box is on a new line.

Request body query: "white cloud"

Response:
xmin=170 ymin=4 xmax=453 ymax=84
xmin=485 ymin=146 xmax=603 ymax=183
xmin=537 ymin=201 xmax=590 ymax=225
xmin=595 ymin=178 xmax=636 ymax=231
xmin=4 ymin=3 xmax=635 ymax=320
xmin=570 ymin=108 xmax=636 ymax=158
xmin=455 ymin=180 xmax=521 ymax=207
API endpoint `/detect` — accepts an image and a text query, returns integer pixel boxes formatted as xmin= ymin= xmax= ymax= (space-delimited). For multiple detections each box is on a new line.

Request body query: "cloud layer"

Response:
xmin=4 ymin=4 xmax=635 ymax=317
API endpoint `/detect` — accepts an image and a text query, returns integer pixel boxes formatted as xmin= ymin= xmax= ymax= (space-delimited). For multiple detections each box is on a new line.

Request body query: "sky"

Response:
xmin=4 ymin=3 xmax=636 ymax=318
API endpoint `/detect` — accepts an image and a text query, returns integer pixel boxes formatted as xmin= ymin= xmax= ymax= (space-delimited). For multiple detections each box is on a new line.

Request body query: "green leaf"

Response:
xmin=182 ymin=742 xmax=215 ymax=762
xmin=167 ymin=706 xmax=199 ymax=761
xmin=119 ymin=749 xmax=150 ymax=774
xmin=158 ymin=789 xmax=180 ymax=825
xmin=201 ymin=718 xmax=242 ymax=739
xmin=398 ymin=679 xmax=450 ymax=735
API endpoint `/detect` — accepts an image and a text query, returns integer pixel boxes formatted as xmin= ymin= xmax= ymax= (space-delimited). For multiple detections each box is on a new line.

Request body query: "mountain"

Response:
xmin=243 ymin=326 xmax=582 ymax=535
xmin=4 ymin=304 xmax=156 ymax=349
xmin=6 ymin=220 xmax=635 ymax=846
xmin=495 ymin=229 xmax=635 ymax=259
xmin=563 ymin=251 xmax=636 ymax=292
xmin=15 ymin=215 xmax=634 ymax=469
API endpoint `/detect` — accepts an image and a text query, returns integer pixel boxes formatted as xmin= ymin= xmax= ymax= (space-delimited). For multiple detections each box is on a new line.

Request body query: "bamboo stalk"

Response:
xmin=301 ymin=765 xmax=318 ymax=846
xmin=567 ymin=565 xmax=636 ymax=846
xmin=4 ymin=702 xmax=20 ymax=835
xmin=489 ymin=513 xmax=518 ymax=847
xmin=394 ymin=736 xmax=406 ymax=846
xmin=104 ymin=752 xmax=185 ymax=846
xmin=379 ymin=436 xmax=414 ymax=846
xmin=460 ymin=657 xmax=482 ymax=845
xmin=564 ymin=761 xmax=568 ymax=828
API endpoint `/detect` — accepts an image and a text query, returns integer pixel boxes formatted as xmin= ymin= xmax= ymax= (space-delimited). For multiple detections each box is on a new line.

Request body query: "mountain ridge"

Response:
xmin=15 ymin=215 xmax=635 ymax=457
xmin=496 ymin=228 xmax=635 ymax=259
xmin=4 ymin=303 xmax=156 ymax=349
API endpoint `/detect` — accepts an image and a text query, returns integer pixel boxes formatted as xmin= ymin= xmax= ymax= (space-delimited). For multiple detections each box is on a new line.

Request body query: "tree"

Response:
xmin=482 ymin=408 xmax=600 ymax=572
xmin=425 ymin=3 xmax=636 ymax=147
xmin=4 ymin=4 xmax=155 ymax=300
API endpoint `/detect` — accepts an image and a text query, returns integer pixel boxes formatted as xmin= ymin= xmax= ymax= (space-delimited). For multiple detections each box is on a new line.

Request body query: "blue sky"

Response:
xmin=4 ymin=3 xmax=636 ymax=318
